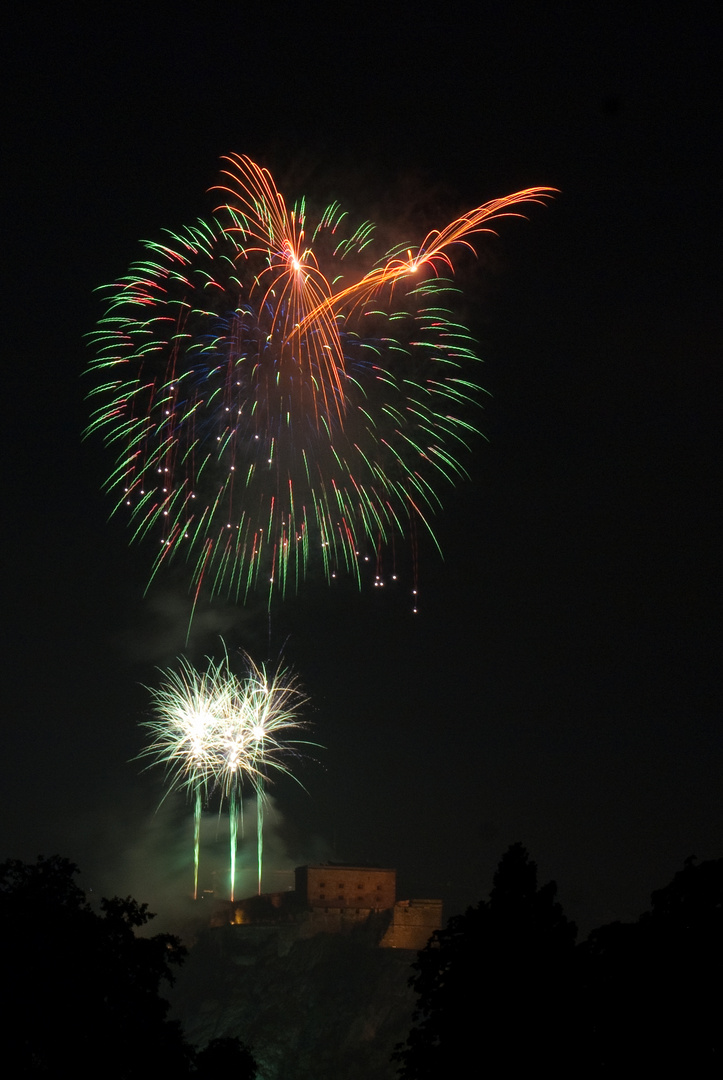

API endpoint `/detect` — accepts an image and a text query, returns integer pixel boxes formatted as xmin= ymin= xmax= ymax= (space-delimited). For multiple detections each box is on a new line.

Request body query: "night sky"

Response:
xmin=2 ymin=3 xmax=719 ymax=935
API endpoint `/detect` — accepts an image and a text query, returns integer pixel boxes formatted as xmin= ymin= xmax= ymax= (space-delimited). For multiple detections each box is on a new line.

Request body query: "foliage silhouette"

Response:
xmin=0 ymin=855 xmax=256 ymax=1078
xmin=580 ymin=855 xmax=723 ymax=1072
xmin=194 ymin=1035 xmax=258 ymax=1078
xmin=395 ymin=846 xmax=723 ymax=1076
xmin=394 ymin=843 xmax=577 ymax=1077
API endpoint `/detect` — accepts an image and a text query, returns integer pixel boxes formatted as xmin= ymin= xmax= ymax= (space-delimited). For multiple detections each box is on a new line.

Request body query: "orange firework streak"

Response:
xmin=214 ymin=154 xmax=348 ymax=428
xmin=293 ymin=186 xmax=556 ymax=339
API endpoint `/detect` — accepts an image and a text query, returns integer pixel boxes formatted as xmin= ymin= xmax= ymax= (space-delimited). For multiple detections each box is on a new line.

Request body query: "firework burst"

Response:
xmin=86 ymin=155 xmax=552 ymax=606
xmin=141 ymin=649 xmax=309 ymax=899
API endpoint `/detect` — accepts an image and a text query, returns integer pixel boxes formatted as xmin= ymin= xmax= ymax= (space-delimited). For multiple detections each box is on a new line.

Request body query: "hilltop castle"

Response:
xmin=212 ymin=863 xmax=443 ymax=950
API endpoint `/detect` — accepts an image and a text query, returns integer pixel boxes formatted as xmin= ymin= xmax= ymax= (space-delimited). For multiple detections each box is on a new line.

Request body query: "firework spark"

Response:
xmin=87 ymin=156 xmax=552 ymax=605
xmin=140 ymin=650 xmax=309 ymax=899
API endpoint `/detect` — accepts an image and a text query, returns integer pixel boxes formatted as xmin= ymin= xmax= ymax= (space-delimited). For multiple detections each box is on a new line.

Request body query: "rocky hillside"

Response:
xmin=169 ymin=915 xmax=418 ymax=1079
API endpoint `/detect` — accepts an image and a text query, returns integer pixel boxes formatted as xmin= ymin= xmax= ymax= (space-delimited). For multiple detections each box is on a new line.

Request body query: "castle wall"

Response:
xmin=295 ymin=864 xmax=396 ymax=911
xmin=379 ymin=899 xmax=443 ymax=950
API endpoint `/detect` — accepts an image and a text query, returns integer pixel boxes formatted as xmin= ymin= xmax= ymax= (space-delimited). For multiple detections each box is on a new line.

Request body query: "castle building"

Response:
xmin=295 ymin=864 xmax=396 ymax=911
xmin=211 ymin=864 xmax=443 ymax=950
xmin=294 ymin=864 xmax=443 ymax=949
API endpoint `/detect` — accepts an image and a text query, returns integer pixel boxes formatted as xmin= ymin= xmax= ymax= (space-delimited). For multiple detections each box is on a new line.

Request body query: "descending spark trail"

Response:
xmin=140 ymin=650 xmax=309 ymax=899
xmin=87 ymin=155 xmax=553 ymax=606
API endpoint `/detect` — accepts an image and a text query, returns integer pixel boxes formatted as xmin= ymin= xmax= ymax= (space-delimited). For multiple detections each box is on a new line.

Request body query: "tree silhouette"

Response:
xmin=394 ymin=843 xmax=577 ymax=1077
xmin=0 ymin=855 xmax=256 ymax=1077
xmin=194 ymin=1035 xmax=258 ymax=1078
xmin=580 ymin=855 xmax=723 ymax=1072
xmin=0 ymin=855 xmax=191 ymax=1075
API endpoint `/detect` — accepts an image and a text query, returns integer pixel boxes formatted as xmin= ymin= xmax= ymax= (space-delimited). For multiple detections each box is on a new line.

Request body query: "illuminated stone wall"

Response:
xmin=379 ymin=899 xmax=444 ymax=950
xmin=295 ymin=864 xmax=396 ymax=910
